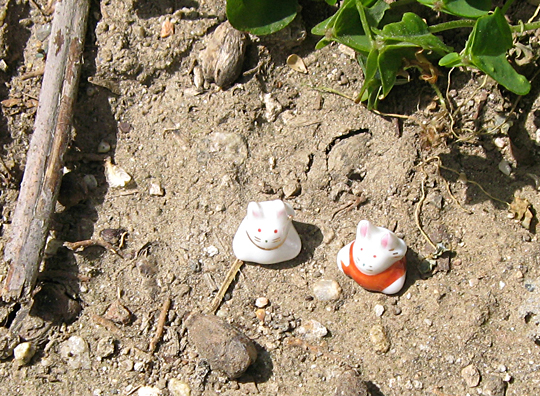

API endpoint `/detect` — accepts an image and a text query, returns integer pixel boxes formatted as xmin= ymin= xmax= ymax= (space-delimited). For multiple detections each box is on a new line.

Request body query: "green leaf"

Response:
xmin=332 ymin=0 xmax=372 ymax=52
xmin=375 ymin=13 xmax=453 ymax=55
xmin=226 ymin=0 xmax=298 ymax=35
xmin=416 ymin=0 xmax=491 ymax=18
xmin=468 ymin=8 xmax=530 ymax=95
xmin=444 ymin=0 xmax=491 ymax=18
xmin=439 ymin=52 xmax=466 ymax=67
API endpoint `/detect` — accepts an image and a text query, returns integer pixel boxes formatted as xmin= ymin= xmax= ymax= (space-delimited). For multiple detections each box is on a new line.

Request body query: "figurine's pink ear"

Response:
xmin=248 ymin=202 xmax=263 ymax=218
xmin=381 ymin=233 xmax=390 ymax=249
xmin=358 ymin=220 xmax=370 ymax=238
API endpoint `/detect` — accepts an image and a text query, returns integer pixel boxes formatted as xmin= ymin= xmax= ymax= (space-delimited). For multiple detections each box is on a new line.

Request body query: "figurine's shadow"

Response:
xmin=393 ymin=249 xmax=424 ymax=296
xmin=257 ymin=221 xmax=323 ymax=270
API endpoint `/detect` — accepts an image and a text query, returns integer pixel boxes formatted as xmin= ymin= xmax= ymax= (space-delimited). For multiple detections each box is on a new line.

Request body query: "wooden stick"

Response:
xmin=206 ymin=258 xmax=244 ymax=314
xmin=1 ymin=0 xmax=90 ymax=302
xmin=149 ymin=296 xmax=171 ymax=353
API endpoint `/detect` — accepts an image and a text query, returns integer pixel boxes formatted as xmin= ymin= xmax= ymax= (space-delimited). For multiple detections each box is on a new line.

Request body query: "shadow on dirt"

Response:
xmin=366 ymin=380 xmax=387 ymax=396
xmin=242 ymin=342 xmax=274 ymax=384
xmin=0 ymin=0 xmax=32 ymax=183
xmin=133 ymin=0 xmax=200 ymax=19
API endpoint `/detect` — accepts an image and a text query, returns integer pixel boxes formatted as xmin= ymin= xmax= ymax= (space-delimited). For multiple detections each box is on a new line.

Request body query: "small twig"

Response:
xmin=331 ymin=194 xmax=367 ymax=220
xmin=63 ymin=237 xmax=124 ymax=258
xmin=414 ymin=177 xmax=438 ymax=251
xmin=20 ymin=68 xmax=45 ymax=81
xmin=149 ymin=296 xmax=171 ymax=353
xmin=91 ymin=313 xmax=123 ymax=337
xmin=310 ymin=85 xmax=357 ymax=101
xmin=206 ymin=258 xmax=244 ymax=314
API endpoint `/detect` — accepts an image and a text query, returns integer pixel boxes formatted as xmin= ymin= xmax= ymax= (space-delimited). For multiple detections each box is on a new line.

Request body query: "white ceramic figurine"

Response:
xmin=233 ymin=200 xmax=302 ymax=264
xmin=337 ymin=220 xmax=407 ymax=294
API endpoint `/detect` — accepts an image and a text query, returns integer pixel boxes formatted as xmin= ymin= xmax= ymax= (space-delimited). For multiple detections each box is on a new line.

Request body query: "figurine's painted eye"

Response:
xmin=274 ymin=229 xmax=278 ymax=233
xmin=258 ymin=229 xmax=261 ymax=232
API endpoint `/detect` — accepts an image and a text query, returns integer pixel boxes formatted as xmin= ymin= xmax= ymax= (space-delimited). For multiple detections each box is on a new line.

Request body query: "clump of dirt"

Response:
xmin=1 ymin=1 xmax=540 ymax=395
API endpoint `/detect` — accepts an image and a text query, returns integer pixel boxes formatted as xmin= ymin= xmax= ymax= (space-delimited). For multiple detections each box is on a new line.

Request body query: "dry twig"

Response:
xmin=149 ymin=296 xmax=171 ymax=353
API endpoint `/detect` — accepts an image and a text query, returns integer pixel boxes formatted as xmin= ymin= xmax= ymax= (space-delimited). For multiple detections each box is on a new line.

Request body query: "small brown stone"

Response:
xmin=104 ymin=301 xmax=132 ymax=325
xmin=186 ymin=313 xmax=257 ymax=379
xmin=334 ymin=370 xmax=369 ymax=396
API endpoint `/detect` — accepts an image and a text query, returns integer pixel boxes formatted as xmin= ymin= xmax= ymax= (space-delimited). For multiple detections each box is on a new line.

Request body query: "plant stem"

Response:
xmin=502 ymin=0 xmax=516 ymax=14
xmin=429 ymin=19 xmax=540 ymax=34
xmin=511 ymin=20 xmax=540 ymax=32
xmin=429 ymin=19 xmax=475 ymax=33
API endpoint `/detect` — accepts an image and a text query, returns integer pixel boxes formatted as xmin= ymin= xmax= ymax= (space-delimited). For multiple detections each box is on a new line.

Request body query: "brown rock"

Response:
xmin=199 ymin=21 xmax=247 ymax=88
xmin=104 ymin=301 xmax=132 ymax=325
xmin=334 ymin=370 xmax=369 ymax=396
xmin=186 ymin=313 xmax=257 ymax=379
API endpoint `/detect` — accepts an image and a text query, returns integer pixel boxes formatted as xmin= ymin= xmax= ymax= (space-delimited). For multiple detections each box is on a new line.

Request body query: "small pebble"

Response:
xmin=482 ymin=375 xmax=507 ymax=396
xmin=83 ymin=174 xmax=98 ymax=190
xmin=461 ymin=364 xmax=481 ymax=387
xmin=118 ymin=121 xmax=132 ymax=133
xmin=13 ymin=342 xmax=36 ymax=366
xmin=313 ymin=279 xmax=342 ymax=301
xmin=96 ymin=336 xmax=116 ymax=359
xmin=104 ymin=301 xmax=132 ymax=324
xmin=168 ymin=379 xmax=191 ymax=396
xmin=255 ymin=297 xmax=269 ymax=308
xmin=149 ymin=182 xmax=164 ymax=196
xmin=283 ymin=182 xmax=301 ymax=198
xmin=498 ymin=160 xmax=512 ymax=176
xmin=255 ymin=308 xmax=266 ymax=322
xmin=374 ymin=304 xmax=385 ymax=317
xmin=424 ymin=318 xmax=433 ymax=326
xmin=138 ymin=386 xmax=162 ymax=396
xmin=59 ymin=336 xmax=91 ymax=370
xmin=97 ymin=140 xmax=111 ymax=153
xmin=296 ymin=319 xmax=328 ymax=342
xmin=369 ymin=324 xmax=390 ymax=353
xmin=204 ymin=245 xmax=219 ymax=257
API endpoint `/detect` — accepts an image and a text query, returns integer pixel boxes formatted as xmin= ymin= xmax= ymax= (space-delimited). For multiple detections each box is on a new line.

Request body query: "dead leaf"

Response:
xmin=287 ymin=54 xmax=308 ymax=74
xmin=160 ymin=18 xmax=174 ymax=38
xmin=509 ymin=196 xmax=534 ymax=229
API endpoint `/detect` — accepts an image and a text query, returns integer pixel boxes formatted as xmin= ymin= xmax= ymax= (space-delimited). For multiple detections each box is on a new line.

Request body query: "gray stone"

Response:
xmin=186 ymin=314 xmax=257 ymax=379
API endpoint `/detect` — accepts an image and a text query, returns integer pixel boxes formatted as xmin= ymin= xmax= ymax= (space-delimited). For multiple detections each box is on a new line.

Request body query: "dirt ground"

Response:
xmin=1 ymin=0 xmax=540 ymax=395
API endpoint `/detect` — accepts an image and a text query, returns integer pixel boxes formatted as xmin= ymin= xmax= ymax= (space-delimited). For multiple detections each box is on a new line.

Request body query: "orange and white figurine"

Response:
xmin=337 ymin=220 xmax=407 ymax=294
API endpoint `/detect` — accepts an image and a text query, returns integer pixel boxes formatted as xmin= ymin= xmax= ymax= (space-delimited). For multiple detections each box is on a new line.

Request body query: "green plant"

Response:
xmin=227 ymin=0 xmax=540 ymax=109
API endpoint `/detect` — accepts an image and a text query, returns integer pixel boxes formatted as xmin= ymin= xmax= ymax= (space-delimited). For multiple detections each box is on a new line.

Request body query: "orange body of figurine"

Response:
xmin=337 ymin=220 xmax=407 ymax=294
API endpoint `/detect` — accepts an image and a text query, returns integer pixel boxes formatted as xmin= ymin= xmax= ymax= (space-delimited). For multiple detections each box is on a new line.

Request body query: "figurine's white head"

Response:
xmin=353 ymin=220 xmax=407 ymax=275
xmin=245 ymin=200 xmax=294 ymax=251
